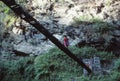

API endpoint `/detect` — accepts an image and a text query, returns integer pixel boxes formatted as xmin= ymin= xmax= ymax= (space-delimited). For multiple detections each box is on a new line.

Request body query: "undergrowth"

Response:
xmin=0 ymin=46 xmax=119 ymax=81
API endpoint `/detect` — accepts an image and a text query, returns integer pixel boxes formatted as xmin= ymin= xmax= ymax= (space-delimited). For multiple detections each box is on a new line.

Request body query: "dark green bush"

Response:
xmin=0 ymin=46 xmax=116 ymax=81
xmin=0 ymin=57 xmax=35 ymax=81
xmin=34 ymin=47 xmax=83 ymax=81
xmin=110 ymin=71 xmax=120 ymax=81
xmin=69 ymin=46 xmax=114 ymax=60
xmin=114 ymin=59 xmax=120 ymax=71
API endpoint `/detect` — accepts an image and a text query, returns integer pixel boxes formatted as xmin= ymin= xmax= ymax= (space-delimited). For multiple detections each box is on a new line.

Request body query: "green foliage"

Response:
xmin=73 ymin=15 xmax=89 ymax=22
xmin=4 ymin=15 xmax=17 ymax=28
xmin=0 ymin=22 xmax=4 ymax=40
xmin=104 ymin=0 xmax=111 ymax=6
xmin=73 ymin=15 xmax=102 ymax=24
xmin=0 ymin=46 xmax=116 ymax=81
xmin=73 ymin=15 xmax=114 ymax=33
xmin=0 ymin=57 xmax=35 ymax=81
xmin=34 ymin=47 xmax=83 ymax=81
xmin=29 ymin=39 xmax=38 ymax=46
xmin=69 ymin=46 xmax=114 ymax=60
xmin=110 ymin=71 xmax=120 ymax=81
xmin=69 ymin=46 xmax=97 ymax=58
xmin=92 ymin=22 xmax=114 ymax=34
xmin=78 ymin=76 xmax=90 ymax=81
xmin=76 ymin=72 xmax=120 ymax=81
xmin=0 ymin=2 xmax=13 ymax=14
xmin=96 ymin=51 xmax=114 ymax=60
xmin=3 ymin=7 xmax=10 ymax=14
xmin=34 ymin=46 xmax=114 ymax=80
xmin=0 ymin=1 xmax=17 ymax=28
xmin=114 ymin=59 xmax=120 ymax=71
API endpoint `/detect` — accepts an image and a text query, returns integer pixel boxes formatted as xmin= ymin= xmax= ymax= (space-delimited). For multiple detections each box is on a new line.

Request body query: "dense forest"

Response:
xmin=0 ymin=0 xmax=120 ymax=81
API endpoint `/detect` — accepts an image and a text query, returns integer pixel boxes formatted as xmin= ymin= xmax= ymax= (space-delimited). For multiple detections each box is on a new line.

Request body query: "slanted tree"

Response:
xmin=0 ymin=0 xmax=92 ymax=74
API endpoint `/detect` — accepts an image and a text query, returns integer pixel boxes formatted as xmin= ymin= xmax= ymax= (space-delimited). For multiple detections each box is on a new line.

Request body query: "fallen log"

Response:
xmin=1 ymin=0 xmax=92 ymax=74
xmin=13 ymin=50 xmax=29 ymax=56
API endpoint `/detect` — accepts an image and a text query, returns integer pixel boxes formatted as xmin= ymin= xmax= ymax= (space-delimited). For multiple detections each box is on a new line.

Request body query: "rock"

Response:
xmin=13 ymin=41 xmax=54 ymax=55
xmin=64 ymin=26 xmax=77 ymax=38
xmin=70 ymin=37 xmax=80 ymax=46
xmin=53 ymin=34 xmax=62 ymax=41
xmin=2 ymin=0 xmax=120 ymax=57
xmin=83 ymin=56 xmax=102 ymax=76
xmin=12 ymin=27 xmax=23 ymax=35
xmin=116 ymin=21 xmax=120 ymax=26
xmin=112 ymin=30 xmax=120 ymax=37
xmin=102 ymin=12 xmax=109 ymax=19
xmin=34 ymin=34 xmax=47 ymax=41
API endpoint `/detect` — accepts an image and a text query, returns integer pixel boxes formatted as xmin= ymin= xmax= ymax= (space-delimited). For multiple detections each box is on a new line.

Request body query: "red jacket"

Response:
xmin=64 ymin=37 xmax=69 ymax=47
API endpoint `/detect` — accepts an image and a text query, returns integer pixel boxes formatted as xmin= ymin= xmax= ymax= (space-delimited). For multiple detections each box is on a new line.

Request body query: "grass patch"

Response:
xmin=73 ymin=15 xmax=102 ymax=23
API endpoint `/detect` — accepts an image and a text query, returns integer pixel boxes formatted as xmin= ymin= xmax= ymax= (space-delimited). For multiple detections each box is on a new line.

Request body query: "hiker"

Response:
xmin=63 ymin=35 xmax=69 ymax=47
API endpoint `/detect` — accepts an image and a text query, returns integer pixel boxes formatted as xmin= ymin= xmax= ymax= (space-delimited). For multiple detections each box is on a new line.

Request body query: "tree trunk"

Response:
xmin=1 ymin=0 xmax=92 ymax=74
